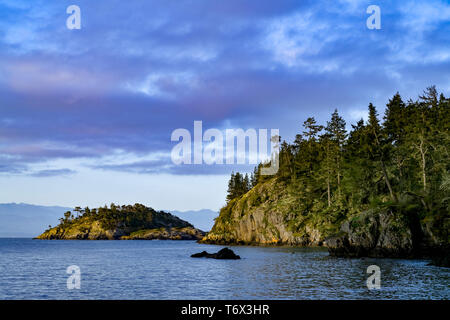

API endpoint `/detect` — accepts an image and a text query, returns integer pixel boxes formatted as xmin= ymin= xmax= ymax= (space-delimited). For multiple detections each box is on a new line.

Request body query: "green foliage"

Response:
xmin=52 ymin=203 xmax=192 ymax=232
xmin=226 ymin=171 xmax=252 ymax=202
xmin=227 ymin=87 xmax=449 ymax=235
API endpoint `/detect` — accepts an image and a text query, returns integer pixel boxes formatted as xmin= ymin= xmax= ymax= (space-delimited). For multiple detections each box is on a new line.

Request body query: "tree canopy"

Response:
xmin=226 ymin=87 xmax=449 ymax=228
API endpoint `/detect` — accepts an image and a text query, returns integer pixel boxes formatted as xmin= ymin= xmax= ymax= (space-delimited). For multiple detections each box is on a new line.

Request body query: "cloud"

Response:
xmin=125 ymin=71 xmax=199 ymax=99
xmin=1 ymin=60 xmax=118 ymax=97
xmin=0 ymin=162 xmax=26 ymax=174
xmin=0 ymin=0 xmax=449 ymax=177
xmin=93 ymin=159 xmax=255 ymax=176
xmin=30 ymin=168 xmax=76 ymax=177
xmin=347 ymin=109 xmax=368 ymax=122
xmin=263 ymin=10 xmax=332 ymax=69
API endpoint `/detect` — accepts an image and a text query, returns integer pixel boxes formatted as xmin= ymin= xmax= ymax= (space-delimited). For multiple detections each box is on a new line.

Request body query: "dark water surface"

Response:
xmin=0 ymin=238 xmax=448 ymax=299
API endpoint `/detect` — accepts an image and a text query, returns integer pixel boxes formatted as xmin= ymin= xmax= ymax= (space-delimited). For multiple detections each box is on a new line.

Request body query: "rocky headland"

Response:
xmin=200 ymin=90 xmax=449 ymax=267
xmin=199 ymin=177 xmax=449 ymax=267
xmin=36 ymin=204 xmax=204 ymax=240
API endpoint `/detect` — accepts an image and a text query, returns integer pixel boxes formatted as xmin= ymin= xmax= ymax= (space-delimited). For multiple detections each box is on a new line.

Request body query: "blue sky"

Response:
xmin=0 ymin=0 xmax=449 ymax=210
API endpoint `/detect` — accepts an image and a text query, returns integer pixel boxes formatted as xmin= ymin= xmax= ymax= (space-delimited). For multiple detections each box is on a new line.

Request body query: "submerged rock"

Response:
xmin=191 ymin=247 xmax=240 ymax=259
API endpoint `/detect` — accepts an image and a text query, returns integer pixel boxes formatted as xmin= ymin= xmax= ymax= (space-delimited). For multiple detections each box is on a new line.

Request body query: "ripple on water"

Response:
xmin=0 ymin=239 xmax=448 ymax=299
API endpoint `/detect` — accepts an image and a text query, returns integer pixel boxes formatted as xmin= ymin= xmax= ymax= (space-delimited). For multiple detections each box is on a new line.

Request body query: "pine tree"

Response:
xmin=366 ymin=103 xmax=396 ymax=201
xmin=234 ymin=172 xmax=243 ymax=196
xmin=384 ymin=92 xmax=406 ymax=144
xmin=243 ymin=173 xmax=250 ymax=193
xmin=384 ymin=93 xmax=407 ymax=188
xmin=302 ymin=117 xmax=324 ymax=141
xmin=326 ymin=109 xmax=347 ymax=195
xmin=279 ymin=140 xmax=294 ymax=181
xmin=343 ymin=119 xmax=373 ymax=205
xmin=219 ymin=87 xmax=449 ymax=232
xmin=319 ymin=132 xmax=333 ymax=207
xmin=250 ymin=167 xmax=258 ymax=187
xmin=226 ymin=172 xmax=236 ymax=202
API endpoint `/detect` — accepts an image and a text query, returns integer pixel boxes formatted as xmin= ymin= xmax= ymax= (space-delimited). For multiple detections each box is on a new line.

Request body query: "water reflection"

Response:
xmin=0 ymin=239 xmax=448 ymax=299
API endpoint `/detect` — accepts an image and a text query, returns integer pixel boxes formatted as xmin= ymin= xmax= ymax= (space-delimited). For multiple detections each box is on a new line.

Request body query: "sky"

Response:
xmin=0 ymin=0 xmax=449 ymax=211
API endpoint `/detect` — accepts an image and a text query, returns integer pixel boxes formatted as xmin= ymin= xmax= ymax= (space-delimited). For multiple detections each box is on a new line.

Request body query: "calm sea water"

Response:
xmin=0 ymin=238 xmax=448 ymax=300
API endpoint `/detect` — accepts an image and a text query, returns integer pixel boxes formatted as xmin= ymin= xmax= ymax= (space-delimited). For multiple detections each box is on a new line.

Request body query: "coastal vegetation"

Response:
xmin=37 ymin=203 xmax=204 ymax=240
xmin=202 ymin=87 xmax=449 ymax=263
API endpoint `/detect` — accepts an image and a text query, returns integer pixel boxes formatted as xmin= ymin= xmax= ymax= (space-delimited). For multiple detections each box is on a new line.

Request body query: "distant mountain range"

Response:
xmin=0 ymin=203 xmax=72 ymax=237
xmin=0 ymin=203 xmax=217 ymax=237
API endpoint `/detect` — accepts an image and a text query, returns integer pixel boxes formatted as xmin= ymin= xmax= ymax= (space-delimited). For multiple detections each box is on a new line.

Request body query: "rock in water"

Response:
xmin=191 ymin=251 xmax=209 ymax=258
xmin=214 ymin=248 xmax=241 ymax=259
xmin=191 ymin=248 xmax=240 ymax=259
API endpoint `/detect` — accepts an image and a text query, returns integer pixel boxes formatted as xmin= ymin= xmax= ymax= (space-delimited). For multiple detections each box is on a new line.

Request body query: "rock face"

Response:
xmin=37 ymin=223 xmax=204 ymax=241
xmin=122 ymin=227 xmax=204 ymax=240
xmin=200 ymin=179 xmax=331 ymax=246
xmin=324 ymin=209 xmax=415 ymax=258
xmin=325 ymin=208 xmax=449 ymax=260
xmin=36 ymin=204 xmax=205 ymax=240
xmin=191 ymin=248 xmax=241 ymax=259
xmin=200 ymin=177 xmax=448 ymax=262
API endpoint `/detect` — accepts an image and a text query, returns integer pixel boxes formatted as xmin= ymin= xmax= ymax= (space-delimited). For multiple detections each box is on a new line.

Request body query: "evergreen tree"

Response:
xmin=226 ymin=172 xmax=236 ymax=202
xmin=279 ymin=140 xmax=294 ymax=181
xmin=222 ymin=87 xmax=449 ymax=231
xmin=243 ymin=173 xmax=250 ymax=193
xmin=384 ymin=93 xmax=408 ymax=189
xmin=302 ymin=117 xmax=324 ymax=141
xmin=319 ymin=132 xmax=333 ymax=207
xmin=384 ymin=92 xmax=406 ymax=144
xmin=326 ymin=109 xmax=347 ymax=195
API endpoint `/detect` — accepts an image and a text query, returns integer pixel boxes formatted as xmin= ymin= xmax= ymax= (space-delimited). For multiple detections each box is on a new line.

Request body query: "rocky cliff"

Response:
xmin=325 ymin=207 xmax=449 ymax=264
xmin=325 ymin=208 xmax=416 ymax=258
xmin=36 ymin=204 xmax=204 ymax=240
xmin=200 ymin=177 xmax=449 ymax=265
xmin=200 ymin=178 xmax=340 ymax=246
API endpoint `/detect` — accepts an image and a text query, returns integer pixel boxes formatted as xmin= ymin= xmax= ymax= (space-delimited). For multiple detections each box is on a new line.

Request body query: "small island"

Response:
xmin=36 ymin=203 xmax=205 ymax=240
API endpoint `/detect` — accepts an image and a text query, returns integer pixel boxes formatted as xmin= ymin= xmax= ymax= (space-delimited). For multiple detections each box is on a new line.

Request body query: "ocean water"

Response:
xmin=0 ymin=238 xmax=448 ymax=300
